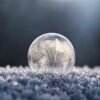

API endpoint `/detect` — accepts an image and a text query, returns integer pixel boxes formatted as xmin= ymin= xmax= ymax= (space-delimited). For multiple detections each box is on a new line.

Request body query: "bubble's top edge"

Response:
xmin=30 ymin=33 xmax=72 ymax=45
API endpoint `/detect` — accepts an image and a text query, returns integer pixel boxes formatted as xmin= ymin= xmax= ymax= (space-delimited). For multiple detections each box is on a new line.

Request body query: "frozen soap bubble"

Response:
xmin=28 ymin=33 xmax=75 ymax=73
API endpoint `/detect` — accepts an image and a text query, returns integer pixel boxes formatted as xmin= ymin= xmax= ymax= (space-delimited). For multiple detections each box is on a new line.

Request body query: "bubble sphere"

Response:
xmin=28 ymin=33 xmax=75 ymax=73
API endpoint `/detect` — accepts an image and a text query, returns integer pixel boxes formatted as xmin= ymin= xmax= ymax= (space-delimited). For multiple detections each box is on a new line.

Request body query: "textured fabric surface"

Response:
xmin=0 ymin=66 xmax=100 ymax=100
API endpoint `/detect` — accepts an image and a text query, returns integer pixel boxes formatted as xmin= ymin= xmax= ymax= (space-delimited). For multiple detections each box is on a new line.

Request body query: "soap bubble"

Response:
xmin=28 ymin=33 xmax=75 ymax=73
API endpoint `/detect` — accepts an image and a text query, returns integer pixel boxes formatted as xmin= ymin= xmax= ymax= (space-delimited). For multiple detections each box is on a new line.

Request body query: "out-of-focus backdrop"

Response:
xmin=0 ymin=0 xmax=100 ymax=67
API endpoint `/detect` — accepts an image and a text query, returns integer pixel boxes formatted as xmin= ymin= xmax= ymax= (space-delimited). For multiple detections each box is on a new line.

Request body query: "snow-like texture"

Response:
xmin=0 ymin=65 xmax=100 ymax=100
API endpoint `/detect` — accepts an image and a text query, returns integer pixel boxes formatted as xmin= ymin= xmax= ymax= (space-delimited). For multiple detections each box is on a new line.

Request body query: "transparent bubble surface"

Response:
xmin=28 ymin=33 xmax=75 ymax=73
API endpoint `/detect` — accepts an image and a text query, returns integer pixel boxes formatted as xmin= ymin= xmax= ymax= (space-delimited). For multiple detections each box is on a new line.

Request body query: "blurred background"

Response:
xmin=0 ymin=0 xmax=100 ymax=67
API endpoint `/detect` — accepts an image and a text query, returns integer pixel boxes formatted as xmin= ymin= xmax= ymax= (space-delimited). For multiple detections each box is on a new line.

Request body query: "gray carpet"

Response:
xmin=0 ymin=66 xmax=100 ymax=100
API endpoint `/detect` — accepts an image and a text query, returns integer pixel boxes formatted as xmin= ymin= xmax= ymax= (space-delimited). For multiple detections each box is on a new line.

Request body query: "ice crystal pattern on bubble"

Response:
xmin=28 ymin=33 xmax=75 ymax=72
